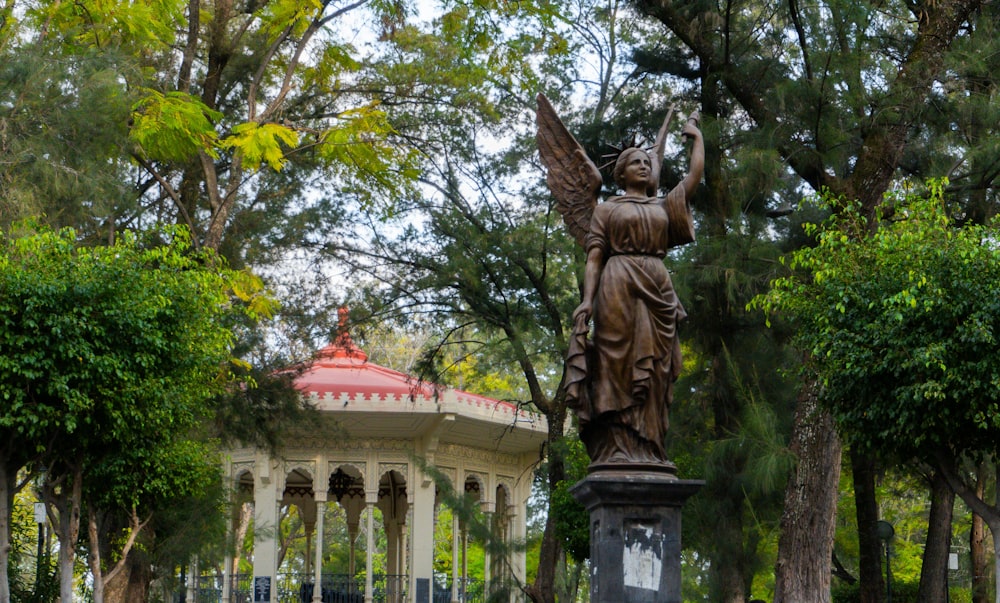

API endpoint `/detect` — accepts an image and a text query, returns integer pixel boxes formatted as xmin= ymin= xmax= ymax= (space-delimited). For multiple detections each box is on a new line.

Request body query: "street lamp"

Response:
xmin=877 ymin=520 xmax=895 ymax=603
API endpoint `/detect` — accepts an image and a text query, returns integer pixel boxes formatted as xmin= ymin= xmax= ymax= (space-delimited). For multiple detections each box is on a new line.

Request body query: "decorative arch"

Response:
xmin=234 ymin=468 xmax=254 ymax=498
xmin=463 ymin=473 xmax=485 ymax=504
xmin=327 ymin=463 xmax=365 ymax=504
xmin=495 ymin=482 xmax=512 ymax=509
xmin=282 ymin=466 xmax=315 ymax=501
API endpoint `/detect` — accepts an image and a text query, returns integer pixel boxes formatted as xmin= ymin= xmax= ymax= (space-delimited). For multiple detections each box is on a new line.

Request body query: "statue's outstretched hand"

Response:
xmin=681 ymin=111 xmax=701 ymax=139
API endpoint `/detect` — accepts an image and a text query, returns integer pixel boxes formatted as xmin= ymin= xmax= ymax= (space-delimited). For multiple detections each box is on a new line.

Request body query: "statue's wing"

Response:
xmin=647 ymin=104 xmax=676 ymax=196
xmin=536 ymin=93 xmax=602 ymax=247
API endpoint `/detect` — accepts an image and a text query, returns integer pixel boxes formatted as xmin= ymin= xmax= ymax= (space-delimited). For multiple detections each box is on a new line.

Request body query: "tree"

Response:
xmin=0 ymin=224 xmax=267 ymax=602
xmin=629 ymin=1 xmax=1000 ymax=599
xmin=755 ymin=181 xmax=1000 ymax=602
xmin=0 ymin=0 xmax=417 ymax=258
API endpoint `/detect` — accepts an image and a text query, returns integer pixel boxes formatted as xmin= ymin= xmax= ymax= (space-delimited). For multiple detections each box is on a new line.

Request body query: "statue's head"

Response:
xmin=612 ymin=147 xmax=655 ymax=191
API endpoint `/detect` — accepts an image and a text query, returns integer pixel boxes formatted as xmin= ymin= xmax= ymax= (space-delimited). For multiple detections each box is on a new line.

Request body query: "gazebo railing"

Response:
xmin=214 ymin=573 xmax=405 ymax=602
xmin=372 ymin=574 xmax=407 ymax=603
xmin=228 ymin=574 xmax=252 ymax=602
xmin=430 ymin=578 xmax=486 ymax=603
xmin=456 ymin=578 xmax=485 ymax=603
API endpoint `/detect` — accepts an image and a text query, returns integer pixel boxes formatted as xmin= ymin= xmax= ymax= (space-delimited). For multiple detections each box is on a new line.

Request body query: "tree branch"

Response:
xmin=133 ymin=154 xmax=201 ymax=250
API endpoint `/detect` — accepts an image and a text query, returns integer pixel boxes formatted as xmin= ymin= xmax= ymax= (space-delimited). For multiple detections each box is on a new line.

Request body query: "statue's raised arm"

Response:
xmin=535 ymin=93 xmax=602 ymax=247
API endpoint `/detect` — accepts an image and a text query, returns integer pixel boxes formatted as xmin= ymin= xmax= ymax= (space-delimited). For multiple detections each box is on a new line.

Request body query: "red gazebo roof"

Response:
xmin=292 ymin=311 xmax=546 ymax=454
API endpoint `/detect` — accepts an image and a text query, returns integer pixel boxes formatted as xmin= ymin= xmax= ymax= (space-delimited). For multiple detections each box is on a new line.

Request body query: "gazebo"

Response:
xmin=215 ymin=314 xmax=548 ymax=603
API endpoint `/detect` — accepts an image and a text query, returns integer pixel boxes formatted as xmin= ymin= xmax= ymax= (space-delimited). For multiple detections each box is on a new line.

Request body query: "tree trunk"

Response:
xmin=104 ymin=563 xmax=128 ymax=603
xmin=525 ymin=404 xmax=567 ymax=603
xmin=104 ymin=547 xmax=153 ymax=603
xmin=971 ymin=463 xmax=989 ymax=603
xmin=935 ymin=455 xmax=1000 ymax=603
xmin=0 ymin=459 xmax=13 ymax=603
xmin=99 ymin=512 xmax=152 ymax=603
xmin=990 ymin=518 xmax=1000 ymax=603
xmin=89 ymin=508 xmax=106 ymax=603
xmin=852 ymin=450 xmax=884 ymax=603
xmin=717 ymin=555 xmax=747 ymax=603
xmin=53 ymin=466 xmax=83 ymax=603
xmin=710 ymin=487 xmax=749 ymax=603
xmin=917 ymin=470 xmax=954 ymax=602
xmin=527 ymin=496 xmax=560 ymax=603
xmin=122 ymin=554 xmax=152 ymax=603
xmin=773 ymin=382 xmax=842 ymax=603
xmin=846 ymin=0 xmax=987 ymax=220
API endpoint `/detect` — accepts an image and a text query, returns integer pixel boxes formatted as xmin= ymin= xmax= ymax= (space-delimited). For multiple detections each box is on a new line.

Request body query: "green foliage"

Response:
xmin=130 ymin=90 xmax=222 ymax=162
xmin=0 ymin=45 xmax=133 ymax=233
xmin=31 ymin=0 xmax=185 ymax=52
xmin=0 ymin=222 xmax=272 ymax=594
xmin=548 ymin=438 xmax=589 ymax=563
xmin=258 ymin=0 xmax=324 ymax=39
xmin=755 ymin=179 xmax=1000 ymax=459
xmin=221 ymin=122 xmax=300 ymax=172
xmin=0 ymin=224 xmax=254 ymax=448
xmin=3 ymin=0 xmax=427 ymax=258
xmin=831 ymin=580 xmax=921 ymax=603
xmin=140 ymin=479 xmax=230 ymax=576
xmin=8 ymin=488 xmax=59 ymax=603
xmin=314 ymin=104 xmax=420 ymax=208
xmin=665 ymin=226 xmax=797 ymax=600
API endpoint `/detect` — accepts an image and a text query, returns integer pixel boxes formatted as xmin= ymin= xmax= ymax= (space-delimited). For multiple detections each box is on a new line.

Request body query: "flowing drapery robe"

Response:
xmin=566 ymin=183 xmax=695 ymax=465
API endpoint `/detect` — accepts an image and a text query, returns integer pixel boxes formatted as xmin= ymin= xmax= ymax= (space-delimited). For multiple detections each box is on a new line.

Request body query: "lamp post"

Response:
xmin=33 ymin=502 xmax=45 ymax=589
xmin=33 ymin=466 xmax=47 ymax=597
xmin=876 ymin=520 xmax=895 ymax=603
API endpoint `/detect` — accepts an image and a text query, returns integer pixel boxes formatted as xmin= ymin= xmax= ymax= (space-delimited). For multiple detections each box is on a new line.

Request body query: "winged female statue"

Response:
xmin=536 ymin=93 xmax=704 ymax=472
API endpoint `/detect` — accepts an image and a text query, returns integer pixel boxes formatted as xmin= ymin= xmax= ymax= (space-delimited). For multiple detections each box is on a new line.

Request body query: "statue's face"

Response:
xmin=618 ymin=150 xmax=652 ymax=187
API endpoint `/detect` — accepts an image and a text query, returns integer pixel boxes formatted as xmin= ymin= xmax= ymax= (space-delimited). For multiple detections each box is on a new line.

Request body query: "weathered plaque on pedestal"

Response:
xmin=571 ymin=471 xmax=703 ymax=603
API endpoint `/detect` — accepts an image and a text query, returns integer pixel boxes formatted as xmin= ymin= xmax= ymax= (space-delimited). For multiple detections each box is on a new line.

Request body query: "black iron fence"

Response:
xmin=181 ymin=572 xmax=529 ymax=603
xmin=196 ymin=573 xmax=408 ymax=602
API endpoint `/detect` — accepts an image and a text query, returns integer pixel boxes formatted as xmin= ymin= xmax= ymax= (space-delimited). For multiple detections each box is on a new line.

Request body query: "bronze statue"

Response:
xmin=536 ymin=93 xmax=704 ymax=472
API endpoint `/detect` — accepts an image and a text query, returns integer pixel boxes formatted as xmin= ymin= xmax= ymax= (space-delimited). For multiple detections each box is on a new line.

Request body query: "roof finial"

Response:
xmin=316 ymin=307 xmax=367 ymax=363
xmin=335 ymin=307 xmax=354 ymax=347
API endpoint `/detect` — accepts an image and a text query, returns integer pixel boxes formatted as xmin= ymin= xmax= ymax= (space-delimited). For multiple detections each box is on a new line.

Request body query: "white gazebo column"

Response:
xmin=399 ymin=522 xmax=409 ymax=603
xmin=300 ymin=500 xmax=317 ymax=577
xmin=386 ymin=521 xmax=399 ymax=577
xmin=365 ymin=492 xmax=377 ymax=603
xmin=409 ymin=476 xmax=435 ymax=602
xmin=491 ymin=488 xmax=510 ymax=596
xmin=345 ymin=496 xmax=364 ymax=582
xmin=450 ymin=513 xmax=460 ymax=603
xmin=506 ymin=505 xmax=519 ymax=603
xmin=461 ymin=523 xmax=469 ymax=599
xmin=222 ymin=502 xmax=234 ymax=601
xmin=348 ymin=519 xmax=359 ymax=577
xmin=253 ymin=458 xmax=280 ymax=602
xmin=312 ymin=492 xmax=327 ymax=603
xmin=186 ymin=556 xmax=198 ymax=603
xmin=483 ymin=511 xmax=493 ymax=595
xmin=514 ymin=463 xmax=532 ymax=589
xmin=491 ymin=505 xmax=510 ymax=599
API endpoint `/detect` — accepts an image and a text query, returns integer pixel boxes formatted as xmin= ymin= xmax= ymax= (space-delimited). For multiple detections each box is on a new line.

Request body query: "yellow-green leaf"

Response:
xmin=220 ymin=122 xmax=300 ymax=171
xmin=129 ymin=89 xmax=221 ymax=162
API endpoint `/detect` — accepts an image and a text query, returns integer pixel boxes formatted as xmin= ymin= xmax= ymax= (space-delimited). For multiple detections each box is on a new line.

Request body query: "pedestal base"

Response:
xmin=571 ymin=471 xmax=703 ymax=603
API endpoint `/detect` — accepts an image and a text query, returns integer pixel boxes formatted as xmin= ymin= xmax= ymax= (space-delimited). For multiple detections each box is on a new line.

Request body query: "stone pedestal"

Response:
xmin=571 ymin=471 xmax=703 ymax=603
